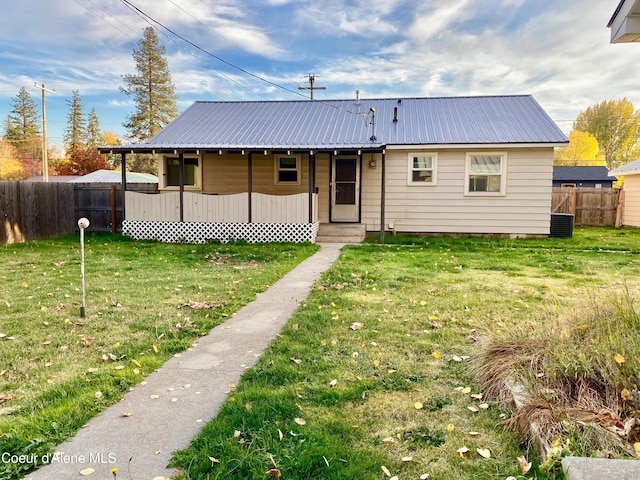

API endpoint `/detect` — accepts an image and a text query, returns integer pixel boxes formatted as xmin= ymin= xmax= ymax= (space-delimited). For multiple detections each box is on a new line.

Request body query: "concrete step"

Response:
xmin=316 ymin=224 xmax=366 ymax=243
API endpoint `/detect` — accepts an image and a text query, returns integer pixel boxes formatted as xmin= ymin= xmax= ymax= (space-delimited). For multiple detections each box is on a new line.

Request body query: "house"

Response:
xmin=99 ymin=95 xmax=568 ymax=243
xmin=609 ymin=159 xmax=640 ymax=227
xmin=552 ymin=166 xmax=613 ymax=188
xmin=608 ymin=0 xmax=640 ymax=43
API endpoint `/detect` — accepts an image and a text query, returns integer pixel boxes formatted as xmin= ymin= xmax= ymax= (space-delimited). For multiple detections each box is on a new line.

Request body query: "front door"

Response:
xmin=331 ymin=156 xmax=360 ymax=222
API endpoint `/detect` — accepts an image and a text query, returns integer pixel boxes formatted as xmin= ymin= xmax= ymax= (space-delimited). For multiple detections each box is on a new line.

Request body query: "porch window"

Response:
xmin=275 ymin=155 xmax=301 ymax=185
xmin=164 ymin=156 xmax=200 ymax=189
xmin=465 ymin=153 xmax=506 ymax=195
xmin=408 ymin=153 xmax=437 ymax=185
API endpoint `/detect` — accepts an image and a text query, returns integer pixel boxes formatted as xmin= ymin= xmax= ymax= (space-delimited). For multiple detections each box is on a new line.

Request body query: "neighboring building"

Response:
xmin=552 ymin=166 xmax=613 ymax=188
xmin=608 ymin=0 xmax=640 ymax=43
xmin=609 ymin=159 xmax=640 ymax=227
xmin=67 ymin=170 xmax=158 ymax=184
xmin=25 ymin=170 xmax=158 ymax=184
xmin=100 ymin=95 xmax=568 ymax=243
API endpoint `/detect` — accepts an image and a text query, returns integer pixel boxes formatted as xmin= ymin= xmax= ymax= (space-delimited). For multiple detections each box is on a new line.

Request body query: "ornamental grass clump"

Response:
xmin=474 ymin=287 xmax=640 ymax=464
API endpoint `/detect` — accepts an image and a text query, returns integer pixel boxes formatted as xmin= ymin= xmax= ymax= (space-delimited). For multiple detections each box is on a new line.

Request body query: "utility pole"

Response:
xmin=298 ymin=73 xmax=326 ymax=100
xmin=34 ymin=82 xmax=55 ymax=182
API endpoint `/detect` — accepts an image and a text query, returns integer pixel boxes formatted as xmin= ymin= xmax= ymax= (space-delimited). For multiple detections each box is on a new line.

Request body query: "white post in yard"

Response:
xmin=78 ymin=217 xmax=90 ymax=317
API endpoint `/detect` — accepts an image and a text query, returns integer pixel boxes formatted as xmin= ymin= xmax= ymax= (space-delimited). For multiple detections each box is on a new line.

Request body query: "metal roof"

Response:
xmin=553 ymin=166 xmax=611 ymax=182
xmin=102 ymin=95 xmax=567 ymax=153
xmin=609 ymin=158 xmax=640 ymax=176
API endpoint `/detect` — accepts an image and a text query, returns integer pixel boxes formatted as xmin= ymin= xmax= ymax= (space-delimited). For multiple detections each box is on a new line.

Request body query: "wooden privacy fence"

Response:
xmin=551 ymin=187 xmax=623 ymax=227
xmin=0 ymin=181 xmax=157 ymax=245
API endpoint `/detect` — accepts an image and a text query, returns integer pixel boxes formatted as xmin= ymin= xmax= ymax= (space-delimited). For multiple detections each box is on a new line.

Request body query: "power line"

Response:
xmin=115 ymin=0 xmax=370 ymax=119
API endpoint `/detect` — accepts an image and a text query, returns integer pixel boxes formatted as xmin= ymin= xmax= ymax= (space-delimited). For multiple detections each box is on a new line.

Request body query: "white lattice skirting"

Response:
xmin=122 ymin=220 xmax=320 ymax=244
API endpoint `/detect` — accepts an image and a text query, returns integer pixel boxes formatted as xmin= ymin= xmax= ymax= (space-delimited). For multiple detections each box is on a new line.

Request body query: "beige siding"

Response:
xmin=361 ymin=147 xmax=554 ymax=235
xmin=201 ymin=153 xmax=313 ymax=195
xmin=622 ymin=175 xmax=640 ymax=227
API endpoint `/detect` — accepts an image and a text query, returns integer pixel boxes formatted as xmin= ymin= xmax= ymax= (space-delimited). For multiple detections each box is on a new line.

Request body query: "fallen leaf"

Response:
xmin=328 ymin=379 xmax=338 ymax=387
xmin=478 ymin=403 xmax=489 ymax=410
xmin=467 ymin=431 xmax=480 ymax=436
xmin=382 ymin=436 xmax=395 ymax=444
xmin=245 ymin=402 xmax=252 ymax=410
xmin=294 ymin=417 xmax=306 ymax=425
xmin=634 ymin=442 xmax=640 ymax=457
xmin=517 ymin=455 xmax=532 ymax=474
xmin=420 ymin=475 xmax=430 ymax=480
xmin=121 ymin=412 xmax=133 ymax=417
xmin=470 ymin=393 xmax=483 ymax=400
xmin=467 ymin=406 xmax=479 ymax=413
xmin=79 ymin=467 xmax=95 ymax=476
xmin=265 ymin=467 xmax=282 ymax=477
xmin=350 ymin=322 xmax=364 ymax=331
xmin=452 ymin=355 xmax=463 ymax=362
xmin=461 ymin=387 xmax=471 ymax=394
xmin=477 ymin=448 xmax=491 ymax=459
xmin=278 ymin=429 xmax=283 ymax=441
xmin=208 ymin=456 xmax=220 ymax=464
xmin=414 ymin=402 xmax=423 ymax=410
xmin=401 ymin=456 xmax=413 ymax=462
xmin=381 ymin=465 xmax=391 ymax=477
xmin=622 ymin=388 xmax=631 ymax=401
xmin=432 ymin=351 xmax=440 ymax=359
xmin=614 ymin=353 xmax=626 ymax=364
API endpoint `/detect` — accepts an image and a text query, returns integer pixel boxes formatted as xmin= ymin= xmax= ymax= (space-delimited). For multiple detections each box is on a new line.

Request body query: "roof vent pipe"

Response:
xmin=393 ymin=107 xmax=398 ymax=122
xmin=356 ymin=90 xmax=360 ymax=104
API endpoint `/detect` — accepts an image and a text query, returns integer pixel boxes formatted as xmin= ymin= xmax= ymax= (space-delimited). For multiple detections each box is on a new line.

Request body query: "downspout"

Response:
xmin=247 ymin=152 xmax=253 ymax=223
xmin=308 ymin=151 xmax=316 ymax=223
xmin=379 ymin=150 xmax=386 ymax=244
xmin=120 ymin=152 xmax=127 ymax=225
xmin=178 ymin=152 xmax=184 ymax=222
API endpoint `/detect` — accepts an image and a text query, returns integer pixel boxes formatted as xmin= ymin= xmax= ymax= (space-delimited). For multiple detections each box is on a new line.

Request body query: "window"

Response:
xmin=164 ymin=156 xmax=200 ymax=188
xmin=275 ymin=155 xmax=300 ymax=184
xmin=465 ymin=153 xmax=506 ymax=195
xmin=408 ymin=153 xmax=437 ymax=185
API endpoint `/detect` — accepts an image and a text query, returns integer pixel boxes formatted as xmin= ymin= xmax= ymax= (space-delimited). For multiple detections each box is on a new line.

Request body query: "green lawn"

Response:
xmin=0 ymin=235 xmax=318 ymax=480
xmin=169 ymin=228 xmax=640 ymax=480
xmin=2 ymin=228 xmax=640 ymax=480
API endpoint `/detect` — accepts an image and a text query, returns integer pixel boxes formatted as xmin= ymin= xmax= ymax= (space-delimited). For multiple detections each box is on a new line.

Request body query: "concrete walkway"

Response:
xmin=25 ymin=243 xmax=344 ymax=480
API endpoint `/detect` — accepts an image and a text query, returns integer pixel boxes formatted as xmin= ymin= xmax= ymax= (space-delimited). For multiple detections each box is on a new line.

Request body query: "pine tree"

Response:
xmin=4 ymin=87 xmax=40 ymax=150
xmin=87 ymin=107 xmax=101 ymax=150
xmin=4 ymin=87 xmax=41 ymax=177
xmin=121 ymin=27 xmax=178 ymax=143
xmin=64 ymin=90 xmax=87 ymax=157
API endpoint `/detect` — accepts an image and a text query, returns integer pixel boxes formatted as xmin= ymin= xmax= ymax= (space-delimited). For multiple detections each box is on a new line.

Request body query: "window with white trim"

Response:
xmin=465 ymin=153 xmax=506 ymax=195
xmin=274 ymin=155 xmax=301 ymax=185
xmin=408 ymin=153 xmax=437 ymax=185
xmin=163 ymin=155 xmax=201 ymax=189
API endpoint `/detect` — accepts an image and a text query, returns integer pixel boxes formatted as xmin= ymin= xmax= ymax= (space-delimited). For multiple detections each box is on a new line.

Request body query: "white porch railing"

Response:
xmin=125 ymin=191 xmax=318 ymax=223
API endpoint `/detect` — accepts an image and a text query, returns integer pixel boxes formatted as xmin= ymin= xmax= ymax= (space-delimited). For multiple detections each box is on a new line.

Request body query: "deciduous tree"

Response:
xmin=56 ymin=148 xmax=110 ymax=176
xmin=0 ymin=138 xmax=24 ymax=180
xmin=554 ymin=131 xmax=605 ymax=166
xmin=573 ymin=98 xmax=640 ymax=170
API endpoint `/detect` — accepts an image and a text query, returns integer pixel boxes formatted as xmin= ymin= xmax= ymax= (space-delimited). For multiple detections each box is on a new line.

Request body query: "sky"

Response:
xmin=0 ymin=0 xmax=637 ymax=152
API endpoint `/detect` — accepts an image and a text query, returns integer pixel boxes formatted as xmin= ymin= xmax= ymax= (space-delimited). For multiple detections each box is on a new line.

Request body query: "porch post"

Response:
xmin=178 ymin=152 xmax=184 ymax=222
xmin=379 ymin=150 xmax=386 ymax=244
xmin=308 ymin=151 xmax=316 ymax=223
xmin=247 ymin=152 xmax=253 ymax=223
xmin=120 ymin=152 xmax=127 ymax=223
